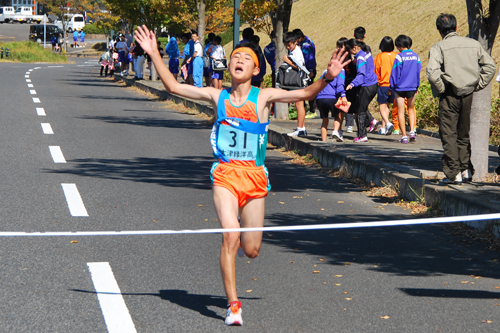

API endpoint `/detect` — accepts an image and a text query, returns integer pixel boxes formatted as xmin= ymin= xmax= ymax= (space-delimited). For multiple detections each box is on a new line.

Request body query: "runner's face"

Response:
xmin=229 ymin=51 xmax=259 ymax=81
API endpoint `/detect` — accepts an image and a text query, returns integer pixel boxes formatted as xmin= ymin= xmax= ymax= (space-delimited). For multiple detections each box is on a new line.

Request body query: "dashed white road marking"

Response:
xmin=25 ymin=75 xmax=29 ymax=78
xmin=25 ymin=72 xmax=30 ymax=75
xmin=32 ymin=97 xmax=41 ymax=103
xmin=36 ymin=107 xmax=46 ymax=116
xmin=41 ymin=123 xmax=54 ymax=134
xmin=48 ymin=65 xmax=64 ymax=68
xmin=49 ymin=146 xmax=66 ymax=163
xmin=28 ymin=69 xmax=33 ymax=72
xmin=26 ymin=79 xmax=32 ymax=83
xmin=61 ymin=184 xmax=88 ymax=217
xmin=30 ymin=90 xmax=37 ymax=95
xmin=28 ymin=84 xmax=34 ymax=88
xmin=87 ymin=262 xmax=137 ymax=333
xmin=34 ymin=67 xmax=41 ymax=69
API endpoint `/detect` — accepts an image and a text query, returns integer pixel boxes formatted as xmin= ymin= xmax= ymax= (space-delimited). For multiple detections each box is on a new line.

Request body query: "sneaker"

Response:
xmin=354 ymin=136 xmax=368 ymax=142
xmin=287 ymin=129 xmax=307 ymax=137
xmin=442 ymin=173 xmax=462 ymax=185
xmin=368 ymin=119 xmax=379 ymax=133
xmin=346 ymin=126 xmax=353 ymax=133
xmin=385 ymin=123 xmax=394 ymax=135
xmin=461 ymin=169 xmax=472 ymax=183
xmin=392 ymin=129 xmax=401 ymax=135
xmin=378 ymin=128 xmax=387 ymax=135
xmin=305 ymin=111 xmax=317 ymax=119
xmin=332 ymin=130 xmax=343 ymax=142
xmin=409 ymin=131 xmax=416 ymax=142
xmin=399 ymin=136 xmax=409 ymax=144
xmin=225 ymin=301 xmax=243 ymax=326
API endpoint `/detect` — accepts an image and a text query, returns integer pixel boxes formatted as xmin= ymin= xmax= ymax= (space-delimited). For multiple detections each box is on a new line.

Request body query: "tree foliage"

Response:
xmin=238 ymin=0 xmax=276 ymax=37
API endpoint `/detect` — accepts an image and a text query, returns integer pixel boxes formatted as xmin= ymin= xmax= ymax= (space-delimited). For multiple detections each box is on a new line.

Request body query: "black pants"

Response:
xmin=439 ymin=89 xmax=474 ymax=180
xmin=100 ymin=65 xmax=108 ymax=76
xmin=344 ymin=86 xmax=358 ymax=127
xmin=353 ymin=83 xmax=377 ymax=137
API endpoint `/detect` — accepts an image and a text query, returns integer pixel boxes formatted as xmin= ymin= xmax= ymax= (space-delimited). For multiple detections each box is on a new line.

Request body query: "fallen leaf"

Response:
xmin=350 ymin=210 xmax=354 ymax=212
xmin=70 ymin=240 xmax=78 ymax=244
xmin=319 ymin=258 xmax=325 ymax=262
xmin=153 ymin=220 xmax=157 ymax=223
xmin=279 ymin=202 xmax=285 ymax=204
xmin=198 ymin=205 xmax=204 ymax=207
xmin=344 ymin=262 xmax=351 ymax=266
xmin=482 ymin=320 xmax=493 ymax=323
xmin=321 ymin=208 xmax=325 ymax=211
xmin=313 ymin=270 xmax=320 ymax=274
xmin=373 ymin=265 xmax=378 ymax=268
xmin=267 ymin=233 xmax=273 ymax=237
xmin=338 ymin=201 xmax=344 ymax=204
xmin=252 ymin=278 xmax=258 ymax=281
xmin=246 ymin=290 xmax=253 ymax=293
xmin=290 ymin=261 xmax=294 ymax=263
xmin=495 ymin=286 xmax=500 ymax=289
xmin=345 ymin=297 xmax=352 ymax=300
xmin=335 ymin=283 xmax=341 ymax=286
xmin=204 ymin=219 xmax=208 ymax=221
xmin=334 ymin=275 xmax=343 ymax=277
xmin=247 ymin=261 xmax=250 ymax=264
xmin=314 ymin=265 xmax=317 ymax=267
xmin=317 ymin=199 xmax=321 ymax=201
xmin=343 ymin=292 xmax=349 ymax=294
xmin=380 ymin=315 xmax=390 ymax=319
xmin=461 ymin=281 xmax=469 ymax=284
xmin=493 ymin=259 xmax=498 ymax=262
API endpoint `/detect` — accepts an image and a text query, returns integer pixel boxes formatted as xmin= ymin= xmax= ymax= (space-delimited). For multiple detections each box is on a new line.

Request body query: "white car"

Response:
xmin=0 ymin=6 xmax=15 ymax=23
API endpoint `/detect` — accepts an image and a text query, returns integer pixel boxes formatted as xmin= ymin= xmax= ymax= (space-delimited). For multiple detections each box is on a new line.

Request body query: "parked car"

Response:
xmin=65 ymin=14 xmax=85 ymax=32
xmin=0 ymin=6 xmax=15 ymax=23
xmin=29 ymin=24 xmax=63 ymax=44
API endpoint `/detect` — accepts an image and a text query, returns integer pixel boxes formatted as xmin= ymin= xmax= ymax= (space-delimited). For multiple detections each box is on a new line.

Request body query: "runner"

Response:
xmin=134 ymin=25 xmax=349 ymax=326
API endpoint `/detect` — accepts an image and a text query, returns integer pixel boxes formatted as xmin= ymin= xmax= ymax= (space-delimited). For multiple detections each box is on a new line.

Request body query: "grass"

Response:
xmin=0 ymin=41 xmax=69 ymax=63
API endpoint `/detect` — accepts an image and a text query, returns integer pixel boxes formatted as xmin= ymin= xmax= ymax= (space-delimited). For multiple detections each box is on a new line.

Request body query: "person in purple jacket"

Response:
xmin=390 ymin=35 xmax=421 ymax=144
xmin=316 ymin=67 xmax=347 ymax=142
xmin=346 ymin=39 xmax=379 ymax=142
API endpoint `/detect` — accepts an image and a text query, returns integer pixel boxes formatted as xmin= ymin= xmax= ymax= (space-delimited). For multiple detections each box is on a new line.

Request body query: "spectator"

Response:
xmin=346 ymin=38 xmax=379 ymax=142
xmin=337 ymin=37 xmax=357 ymax=133
xmin=374 ymin=36 xmax=396 ymax=135
xmin=180 ymin=33 xmax=194 ymax=85
xmin=99 ymin=48 xmax=113 ymax=77
xmin=264 ymin=30 xmax=276 ymax=86
xmin=210 ymin=35 xmax=225 ymax=90
xmin=116 ymin=34 xmax=130 ymax=76
xmin=250 ymin=35 xmax=266 ymax=87
xmin=72 ymin=29 xmax=79 ymax=48
xmin=191 ymin=31 xmax=204 ymax=88
xmin=283 ymin=31 xmax=308 ymax=137
xmin=427 ymin=13 xmax=495 ymax=184
xmin=204 ymin=33 xmax=216 ymax=87
xmin=124 ymin=30 xmax=133 ymax=48
xmin=294 ymin=29 xmax=317 ymax=117
xmin=166 ymin=36 xmax=180 ymax=80
xmin=133 ymin=42 xmax=146 ymax=80
xmin=390 ymin=35 xmax=421 ymax=144
xmin=80 ymin=29 xmax=86 ymax=48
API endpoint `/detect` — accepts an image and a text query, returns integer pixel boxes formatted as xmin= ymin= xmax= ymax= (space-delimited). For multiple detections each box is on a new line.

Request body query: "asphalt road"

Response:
xmin=0 ymin=21 xmax=30 ymax=41
xmin=0 ymin=58 xmax=499 ymax=332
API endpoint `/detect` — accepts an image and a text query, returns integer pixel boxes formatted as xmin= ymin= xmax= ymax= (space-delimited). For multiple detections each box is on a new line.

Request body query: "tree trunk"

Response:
xmin=465 ymin=0 xmax=500 ymax=180
xmin=196 ymin=0 xmax=206 ymax=41
xmin=272 ymin=0 xmax=293 ymax=120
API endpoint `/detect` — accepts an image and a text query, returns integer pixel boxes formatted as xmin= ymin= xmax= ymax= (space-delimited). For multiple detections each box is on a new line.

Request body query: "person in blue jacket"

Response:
xmin=390 ymin=35 xmax=421 ymax=144
xmin=166 ymin=36 xmax=180 ymax=79
xmin=346 ymin=39 xmax=379 ymax=142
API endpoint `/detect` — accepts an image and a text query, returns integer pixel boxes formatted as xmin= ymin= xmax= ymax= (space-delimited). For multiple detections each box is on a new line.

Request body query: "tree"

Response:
xmin=238 ymin=0 xmax=276 ymax=37
xmin=78 ymin=0 xmax=120 ymax=43
xmin=465 ymin=0 xmax=500 ymax=180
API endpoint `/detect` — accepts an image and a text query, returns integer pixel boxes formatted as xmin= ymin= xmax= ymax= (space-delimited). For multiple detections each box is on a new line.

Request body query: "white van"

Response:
xmin=0 ymin=6 xmax=15 ymax=23
xmin=66 ymin=14 xmax=85 ymax=32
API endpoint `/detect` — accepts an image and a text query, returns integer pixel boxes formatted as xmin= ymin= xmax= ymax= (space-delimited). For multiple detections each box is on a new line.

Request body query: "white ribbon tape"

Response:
xmin=1 ymin=213 xmax=499 ymax=237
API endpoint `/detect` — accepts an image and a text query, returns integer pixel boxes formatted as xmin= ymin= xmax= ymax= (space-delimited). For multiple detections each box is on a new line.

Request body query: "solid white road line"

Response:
xmin=30 ymin=90 xmax=37 ymax=95
xmin=48 ymin=65 xmax=64 ymax=68
xmin=36 ymin=107 xmax=46 ymax=116
xmin=41 ymin=123 xmax=54 ymax=134
xmin=61 ymin=184 xmax=88 ymax=217
xmin=87 ymin=262 xmax=137 ymax=333
xmin=49 ymin=146 xmax=66 ymax=163
xmin=28 ymin=84 xmax=34 ymax=88
xmin=33 ymin=98 xmax=41 ymax=103
xmin=26 ymin=79 xmax=32 ymax=82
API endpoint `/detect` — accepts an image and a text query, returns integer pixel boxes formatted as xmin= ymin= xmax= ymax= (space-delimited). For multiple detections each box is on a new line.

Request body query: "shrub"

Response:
xmin=157 ymin=37 xmax=169 ymax=50
xmin=491 ymin=98 xmax=500 ymax=146
xmin=82 ymin=23 xmax=106 ymax=35
xmin=415 ymin=82 xmax=439 ymax=130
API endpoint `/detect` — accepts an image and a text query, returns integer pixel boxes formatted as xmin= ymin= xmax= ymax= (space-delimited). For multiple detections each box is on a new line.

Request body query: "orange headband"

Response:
xmin=231 ymin=47 xmax=259 ymax=67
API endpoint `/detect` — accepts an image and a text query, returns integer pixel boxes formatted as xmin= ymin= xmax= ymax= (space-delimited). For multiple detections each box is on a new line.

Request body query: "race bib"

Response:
xmin=217 ymin=124 xmax=259 ymax=160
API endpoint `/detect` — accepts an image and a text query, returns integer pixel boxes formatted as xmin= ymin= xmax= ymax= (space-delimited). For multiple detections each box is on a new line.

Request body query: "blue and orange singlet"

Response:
xmin=210 ymin=87 xmax=271 ymax=206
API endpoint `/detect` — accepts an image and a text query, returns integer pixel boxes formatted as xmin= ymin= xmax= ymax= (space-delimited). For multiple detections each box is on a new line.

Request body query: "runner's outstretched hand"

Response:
xmin=324 ymin=48 xmax=351 ymax=81
xmin=134 ymin=25 xmax=158 ymax=56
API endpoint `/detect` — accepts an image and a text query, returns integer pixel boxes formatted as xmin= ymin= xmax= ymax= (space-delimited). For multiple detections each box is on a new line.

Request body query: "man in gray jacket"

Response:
xmin=427 ymin=13 xmax=496 ymax=184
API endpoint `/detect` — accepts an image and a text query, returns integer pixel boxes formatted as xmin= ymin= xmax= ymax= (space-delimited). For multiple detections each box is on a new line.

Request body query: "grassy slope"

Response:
xmin=229 ymin=0 xmax=499 ymax=95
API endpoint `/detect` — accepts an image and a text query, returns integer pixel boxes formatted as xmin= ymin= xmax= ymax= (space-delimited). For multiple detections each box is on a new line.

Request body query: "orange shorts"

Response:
xmin=210 ymin=162 xmax=270 ymax=207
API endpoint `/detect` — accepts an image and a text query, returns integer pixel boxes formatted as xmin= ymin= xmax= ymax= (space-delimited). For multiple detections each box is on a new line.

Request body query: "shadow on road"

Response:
xmin=78 ymin=115 xmax=213 ymax=130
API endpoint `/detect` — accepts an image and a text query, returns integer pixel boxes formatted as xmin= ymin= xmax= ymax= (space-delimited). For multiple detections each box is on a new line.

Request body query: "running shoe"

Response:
xmin=354 ymin=136 xmax=368 ymax=142
xmin=287 ymin=129 xmax=307 ymax=137
xmin=392 ymin=129 xmax=400 ymax=135
xmin=368 ymin=119 xmax=379 ymax=133
xmin=346 ymin=126 xmax=353 ymax=133
xmin=399 ymin=136 xmax=409 ymax=144
xmin=442 ymin=173 xmax=462 ymax=185
xmin=461 ymin=169 xmax=472 ymax=183
xmin=332 ymin=130 xmax=343 ymax=142
xmin=385 ymin=123 xmax=394 ymax=135
xmin=305 ymin=111 xmax=317 ymax=119
xmin=378 ymin=128 xmax=387 ymax=135
xmin=409 ymin=131 xmax=416 ymax=142
xmin=225 ymin=301 xmax=243 ymax=326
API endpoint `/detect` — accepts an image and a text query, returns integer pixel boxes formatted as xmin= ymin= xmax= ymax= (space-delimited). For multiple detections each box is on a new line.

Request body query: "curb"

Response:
xmin=113 ymin=74 xmax=500 ymax=237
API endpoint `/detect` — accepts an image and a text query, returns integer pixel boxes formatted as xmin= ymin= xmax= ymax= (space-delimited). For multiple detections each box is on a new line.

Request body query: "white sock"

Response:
xmin=297 ymin=127 xmax=306 ymax=131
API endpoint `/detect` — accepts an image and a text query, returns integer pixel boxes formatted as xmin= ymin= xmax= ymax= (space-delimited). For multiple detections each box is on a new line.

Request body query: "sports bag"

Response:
xmin=276 ymin=63 xmax=309 ymax=89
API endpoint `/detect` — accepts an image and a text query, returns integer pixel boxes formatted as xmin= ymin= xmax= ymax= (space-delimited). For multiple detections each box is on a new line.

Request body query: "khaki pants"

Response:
xmin=438 ymin=90 xmax=474 ymax=180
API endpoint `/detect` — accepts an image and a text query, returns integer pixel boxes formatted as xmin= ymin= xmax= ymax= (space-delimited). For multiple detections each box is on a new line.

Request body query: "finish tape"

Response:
xmin=0 ymin=213 xmax=499 ymax=237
